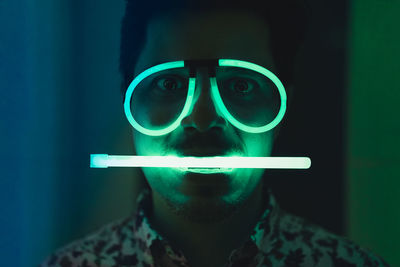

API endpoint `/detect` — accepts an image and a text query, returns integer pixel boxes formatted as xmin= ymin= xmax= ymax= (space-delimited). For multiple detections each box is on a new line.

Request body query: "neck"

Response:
xmin=149 ymin=180 xmax=265 ymax=267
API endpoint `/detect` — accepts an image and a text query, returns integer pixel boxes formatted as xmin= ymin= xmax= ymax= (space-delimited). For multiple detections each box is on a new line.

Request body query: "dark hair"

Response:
xmin=119 ymin=0 xmax=309 ymax=97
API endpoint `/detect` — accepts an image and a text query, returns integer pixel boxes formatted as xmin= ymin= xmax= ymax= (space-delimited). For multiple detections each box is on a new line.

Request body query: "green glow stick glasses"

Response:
xmin=90 ymin=59 xmax=311 ymax=170
xmin=123 ymin=59 xmax=287 ymax=136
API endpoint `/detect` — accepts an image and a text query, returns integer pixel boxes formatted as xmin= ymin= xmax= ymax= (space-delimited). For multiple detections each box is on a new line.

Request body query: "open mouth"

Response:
xmin=177 ymin=167 xmax=234 ymax=174
xmin=180 ymin=149 xmax=232 ymax=157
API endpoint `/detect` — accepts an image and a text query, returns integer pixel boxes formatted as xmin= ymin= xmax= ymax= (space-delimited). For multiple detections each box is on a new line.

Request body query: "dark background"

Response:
xmin=270 ymin=0 xmax=347 ymax=234
xmin=1 ymin=0 xmax=399 ymax=266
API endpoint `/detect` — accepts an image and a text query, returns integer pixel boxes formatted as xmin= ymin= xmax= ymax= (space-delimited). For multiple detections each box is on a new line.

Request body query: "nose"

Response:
xmin=180 ymin=69 xmax=227 ymax=132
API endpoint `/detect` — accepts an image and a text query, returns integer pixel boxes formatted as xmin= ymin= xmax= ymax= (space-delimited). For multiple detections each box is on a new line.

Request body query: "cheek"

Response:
xmin=132 ymin=131 xmax=168 ymax=156
xmin=136 ymin=102 xmax=184 ymax=129
xmin=242 ymin=131 xmax=274 ymax=157
xmin=132 ymin=131 xmax=151 ymax=155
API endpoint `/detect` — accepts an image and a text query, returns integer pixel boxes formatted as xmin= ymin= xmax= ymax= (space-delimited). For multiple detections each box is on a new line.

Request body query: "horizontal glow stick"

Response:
xmin=90 ymin=154 xmax=311 ymax=169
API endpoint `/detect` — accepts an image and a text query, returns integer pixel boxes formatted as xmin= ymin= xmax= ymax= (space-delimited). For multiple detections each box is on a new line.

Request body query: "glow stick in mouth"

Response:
xmin=90 ymin=154 xmax=311 ymax=169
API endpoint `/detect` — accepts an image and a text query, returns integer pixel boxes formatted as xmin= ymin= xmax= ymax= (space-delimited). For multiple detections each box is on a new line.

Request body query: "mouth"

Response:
xmin=178 ymin=167 xmax=234 ymax=174
xmin=173 ymin=148 xmax=240 ymax=174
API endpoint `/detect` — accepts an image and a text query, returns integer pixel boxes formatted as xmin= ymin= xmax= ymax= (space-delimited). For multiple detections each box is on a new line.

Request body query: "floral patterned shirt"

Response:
xmin=41 ymin=189 xmax=389 ymax=267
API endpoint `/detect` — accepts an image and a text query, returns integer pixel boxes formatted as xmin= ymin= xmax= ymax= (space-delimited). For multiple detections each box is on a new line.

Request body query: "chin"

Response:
xmin=163 ymin=190 xmax=244 ymax=224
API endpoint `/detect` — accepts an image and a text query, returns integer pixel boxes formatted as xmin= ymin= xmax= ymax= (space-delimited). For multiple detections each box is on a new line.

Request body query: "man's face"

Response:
xmin=132 ymin=10 xmax=277 ymax=222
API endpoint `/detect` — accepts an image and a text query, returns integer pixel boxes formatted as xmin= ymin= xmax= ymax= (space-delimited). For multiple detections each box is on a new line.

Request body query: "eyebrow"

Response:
xmin=136 ymin=59 xmax=205 ymax=75
xmin=136 ymin=60 xmax=162 ymax=72
xmin=143 ymin=58 xmax=219 ymax=70
xmin=136 ymin=58 xmax=275 ymax=76
xmin=148 ymin=60 xmax=171 ymax=66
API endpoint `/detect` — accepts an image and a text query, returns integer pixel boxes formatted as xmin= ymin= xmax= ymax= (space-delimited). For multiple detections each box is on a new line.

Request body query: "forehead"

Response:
xmin=134 ymin=9 xmax=275 ymax=74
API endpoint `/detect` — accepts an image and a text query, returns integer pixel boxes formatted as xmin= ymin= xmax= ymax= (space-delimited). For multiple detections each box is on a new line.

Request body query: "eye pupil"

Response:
xmin=235 ymin=80 xmax=249 ymax=92
xmin=163 ymin=79 xmax=177 ymax=90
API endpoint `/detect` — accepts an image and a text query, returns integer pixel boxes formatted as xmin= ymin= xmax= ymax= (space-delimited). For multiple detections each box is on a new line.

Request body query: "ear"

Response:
xmin=273 ymin=125 xmax=281 ymax=142
xmin=121 ymin=79 xmax=128 ymax=104
xmin=285 ymin=84 xmax=294 ymax=112
xmin=273 ymin=84 xmax=294 ymax=142
xmin=131 ymin=128 xmax=138 ymax=155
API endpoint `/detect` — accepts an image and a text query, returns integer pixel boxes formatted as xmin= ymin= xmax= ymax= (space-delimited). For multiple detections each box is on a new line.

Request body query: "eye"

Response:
xmin=155 ymin=76 xmax=183 ymax=91
xmin=228 ymin=78 xmax=256 ymax=94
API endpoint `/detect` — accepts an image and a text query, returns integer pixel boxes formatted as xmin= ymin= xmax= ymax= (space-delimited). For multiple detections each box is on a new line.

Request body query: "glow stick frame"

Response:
xmin=90 ymin=155 xmax=311 ymax=169
xmin=123 ymin=59 xmax=287 ymax=136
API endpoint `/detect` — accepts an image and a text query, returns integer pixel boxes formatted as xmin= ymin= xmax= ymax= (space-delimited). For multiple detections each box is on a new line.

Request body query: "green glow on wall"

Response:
xmin=347 ymin=0 xmax=400 ymax=265
xmin=90 ymin=154 xmax=311 ymax=169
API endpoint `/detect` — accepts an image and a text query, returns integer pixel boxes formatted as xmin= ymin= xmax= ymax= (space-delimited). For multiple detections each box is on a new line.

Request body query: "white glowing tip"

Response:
xmin=90 ymin=155 xmax=311 ymax=169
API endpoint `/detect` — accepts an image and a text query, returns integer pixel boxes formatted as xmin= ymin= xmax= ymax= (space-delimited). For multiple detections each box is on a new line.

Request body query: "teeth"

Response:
xmin=177 ymin=167 xmax=234 ymax=174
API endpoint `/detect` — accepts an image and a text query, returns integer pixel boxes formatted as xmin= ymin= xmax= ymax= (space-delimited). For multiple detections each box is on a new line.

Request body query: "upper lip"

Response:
xmin=179 ymin=147 xmax=232 ymax=157
xmin=169 ymin=131 xmax=241 ymax=157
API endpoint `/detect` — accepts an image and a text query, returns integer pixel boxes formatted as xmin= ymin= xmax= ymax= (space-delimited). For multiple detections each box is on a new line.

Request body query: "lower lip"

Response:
xmin=181 ymin=167 xmax=233 ymax=174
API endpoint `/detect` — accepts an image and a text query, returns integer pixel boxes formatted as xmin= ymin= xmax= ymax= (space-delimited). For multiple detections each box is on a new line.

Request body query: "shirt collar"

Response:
xmin=250 ymin=189 xmax=281 ymax=254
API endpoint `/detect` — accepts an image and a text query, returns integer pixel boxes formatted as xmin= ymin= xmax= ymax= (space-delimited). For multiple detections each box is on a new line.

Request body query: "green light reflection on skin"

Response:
xmin=101 ymin=59 xmax=311 ymax=171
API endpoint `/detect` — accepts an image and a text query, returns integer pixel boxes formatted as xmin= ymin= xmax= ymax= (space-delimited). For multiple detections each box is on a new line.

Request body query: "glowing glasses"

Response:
xmin=124 ymin=59 xmax=287 ymax=136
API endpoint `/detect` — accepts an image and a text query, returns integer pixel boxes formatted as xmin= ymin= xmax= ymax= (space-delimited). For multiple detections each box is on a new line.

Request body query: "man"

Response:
xmin=41 ymin=0 xmax=388 ymax=266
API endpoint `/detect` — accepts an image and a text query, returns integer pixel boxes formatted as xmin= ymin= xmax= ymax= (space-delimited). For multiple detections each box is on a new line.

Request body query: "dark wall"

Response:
xmin=270 ymin=0 xmax=348 ymax=235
